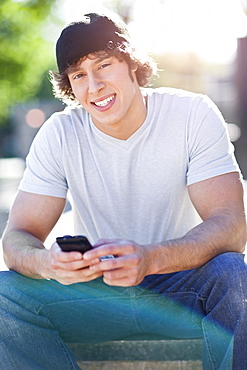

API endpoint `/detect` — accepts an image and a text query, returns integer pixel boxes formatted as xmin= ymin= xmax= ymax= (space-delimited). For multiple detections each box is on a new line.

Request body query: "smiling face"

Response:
xmin=67 ymin=53 xmax=147 ymax=140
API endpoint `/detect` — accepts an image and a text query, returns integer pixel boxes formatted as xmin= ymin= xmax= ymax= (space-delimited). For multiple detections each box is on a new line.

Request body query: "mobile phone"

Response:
xmin=56 ymin=235 xmax=115 ymax=261
xmin=56 ymin=235 xmax=93 ymax=254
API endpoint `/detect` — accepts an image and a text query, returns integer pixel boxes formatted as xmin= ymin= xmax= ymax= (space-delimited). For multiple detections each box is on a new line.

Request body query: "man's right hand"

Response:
xmin=2 ymin=190 xmax=104 ymax=285
xmin=44 ymin=241 xmax=103 ymax=285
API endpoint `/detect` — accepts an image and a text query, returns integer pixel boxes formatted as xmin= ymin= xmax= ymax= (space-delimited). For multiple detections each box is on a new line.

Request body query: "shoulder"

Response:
xmin=144 ymin=86 xmax=209 ymax=101
xmin=45 ymin=105 xmax=88 ymax=128
xmin=144 ymin=87 xmax=219 ymax=117
xmin=27 ymin=105 xmax=90 ymax=158
xmin=144 ymin=86 xmax=208 ymax=106
xmin=36 ymin=105 xmax=89 ymax=138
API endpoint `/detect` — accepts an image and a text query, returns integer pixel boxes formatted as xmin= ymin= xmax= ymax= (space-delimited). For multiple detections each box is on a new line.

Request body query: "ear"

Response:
xmin=130 ymin=61 xmax=138 ymax=73
xmin=129 ymin=62 xmax=138 ymax=84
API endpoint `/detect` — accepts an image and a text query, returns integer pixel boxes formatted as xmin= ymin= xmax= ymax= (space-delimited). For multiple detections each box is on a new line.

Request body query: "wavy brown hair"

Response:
xmin=50 ymin=42 xmax=158 ymax=105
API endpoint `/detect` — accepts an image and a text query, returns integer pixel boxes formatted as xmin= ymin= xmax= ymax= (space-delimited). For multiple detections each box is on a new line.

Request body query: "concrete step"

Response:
xmin=75 ymin=360 xmax=202 ymax=369
xmin=68 ymin=339 xmax=203 ymax=369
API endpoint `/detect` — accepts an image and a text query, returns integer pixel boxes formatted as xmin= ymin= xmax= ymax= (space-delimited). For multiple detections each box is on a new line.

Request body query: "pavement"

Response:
xmin=0 ymin=158 xmax=247 ymax=271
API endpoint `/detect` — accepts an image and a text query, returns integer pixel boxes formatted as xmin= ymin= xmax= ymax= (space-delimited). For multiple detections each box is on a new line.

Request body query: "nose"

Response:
xmin=88 ymin=73 xmax=104 ymax=95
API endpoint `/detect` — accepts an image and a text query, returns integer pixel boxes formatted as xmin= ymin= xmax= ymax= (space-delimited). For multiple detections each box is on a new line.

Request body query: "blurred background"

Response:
xmin=0 ymin=0 xmax=247 ymax=243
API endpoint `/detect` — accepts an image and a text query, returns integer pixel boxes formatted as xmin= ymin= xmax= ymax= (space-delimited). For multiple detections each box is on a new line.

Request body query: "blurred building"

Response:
xmin=9 ymin=99 xmax=63 ymax=159
xmin=235 ymin=37 xmax=247 ymax=178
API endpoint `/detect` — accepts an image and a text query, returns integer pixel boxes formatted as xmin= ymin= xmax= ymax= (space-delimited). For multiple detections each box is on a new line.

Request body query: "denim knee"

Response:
xmin=198 ymin=252 xmax=247 ymax=311
xmin=204 ymin=252 xmax=246 ymax=280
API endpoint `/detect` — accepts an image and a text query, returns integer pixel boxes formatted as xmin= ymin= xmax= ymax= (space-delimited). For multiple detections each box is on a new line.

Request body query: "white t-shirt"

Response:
xmin=19 ymin=87 xmax=240 ymax=245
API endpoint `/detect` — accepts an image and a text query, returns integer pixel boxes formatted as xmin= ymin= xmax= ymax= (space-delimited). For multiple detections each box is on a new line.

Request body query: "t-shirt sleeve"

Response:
xmin=18 ymin=116 xmax=68 ymax=198
xmin=186 ymin=95 xmax=240 ymax=185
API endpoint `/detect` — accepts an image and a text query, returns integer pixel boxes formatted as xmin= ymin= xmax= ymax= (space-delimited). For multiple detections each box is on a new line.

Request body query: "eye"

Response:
xmin=99 ymin=62 xmax=111 ymax=70
xmin=73 ymin=72 xmax=86 ymax=80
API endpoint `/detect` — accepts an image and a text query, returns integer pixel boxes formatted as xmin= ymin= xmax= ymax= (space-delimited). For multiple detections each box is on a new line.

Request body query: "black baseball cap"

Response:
xmin=56 ymin=12 xmax=130 ymax=73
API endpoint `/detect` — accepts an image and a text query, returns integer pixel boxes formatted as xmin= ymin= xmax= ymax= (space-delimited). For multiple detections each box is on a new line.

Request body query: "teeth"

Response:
xmin=94 ymin=95 xmax=115 ymax=107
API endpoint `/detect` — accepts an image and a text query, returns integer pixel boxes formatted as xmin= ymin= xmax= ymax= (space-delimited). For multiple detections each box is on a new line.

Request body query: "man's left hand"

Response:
xmin=84 ymin=239 xmax=152 ymax=286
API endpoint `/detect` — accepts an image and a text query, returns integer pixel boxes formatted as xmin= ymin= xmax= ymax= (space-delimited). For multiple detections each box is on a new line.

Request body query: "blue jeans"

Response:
xmin=0 ymin=252 xmax=246 ymax=369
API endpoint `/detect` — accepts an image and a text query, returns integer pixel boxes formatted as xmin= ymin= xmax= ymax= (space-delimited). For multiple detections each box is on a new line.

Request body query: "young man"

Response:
xmin=1 ymin=12 xmax=247 ymax=369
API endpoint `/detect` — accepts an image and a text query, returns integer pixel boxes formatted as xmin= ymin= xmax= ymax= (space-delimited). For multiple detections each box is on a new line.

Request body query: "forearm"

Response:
xmin=2 ymin=229 xmax=49 ymax=279
xmin=149 ymin=212 xmax=246 ymax=275
xmin=2 ymin=228 xmax=103 ymax=285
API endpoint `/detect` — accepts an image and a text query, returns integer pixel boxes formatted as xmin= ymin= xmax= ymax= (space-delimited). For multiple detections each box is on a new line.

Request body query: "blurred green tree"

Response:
xmin=0 ymin=0 xmax=58 ymax=128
